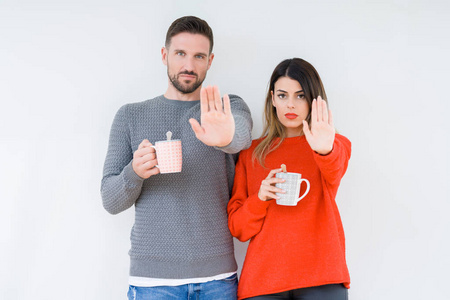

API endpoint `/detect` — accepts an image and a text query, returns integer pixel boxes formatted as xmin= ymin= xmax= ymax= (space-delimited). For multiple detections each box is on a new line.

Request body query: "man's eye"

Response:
xmin=195 ymin=55 xmax=204 ymax=59
xmin=177 ymin=52 xmax=185 ymax=56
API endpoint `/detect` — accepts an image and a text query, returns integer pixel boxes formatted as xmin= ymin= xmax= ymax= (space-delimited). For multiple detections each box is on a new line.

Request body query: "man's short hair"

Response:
xmin=165 ymin=16 xmax=214 ymax=54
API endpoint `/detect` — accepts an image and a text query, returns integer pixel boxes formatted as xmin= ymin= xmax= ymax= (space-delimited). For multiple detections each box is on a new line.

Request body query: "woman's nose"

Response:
xmin=287 ymin=98 xmax=295 ymax=108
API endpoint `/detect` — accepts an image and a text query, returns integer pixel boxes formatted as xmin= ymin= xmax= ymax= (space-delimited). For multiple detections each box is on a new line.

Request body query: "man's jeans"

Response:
xmin=127 ymin=274 xmax=238 ymax=300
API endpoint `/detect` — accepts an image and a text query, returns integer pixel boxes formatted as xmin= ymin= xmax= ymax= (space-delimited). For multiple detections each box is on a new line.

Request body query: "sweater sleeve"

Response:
xmin=215 ymin=95 xmax=253 ymax=154
xmin=101 ymin=104 xmax=144 ymax=215
xmin=227 ymin=151 xmax=270 ymax=242
xmin=312 ymin=134 xmax=352 ymax=187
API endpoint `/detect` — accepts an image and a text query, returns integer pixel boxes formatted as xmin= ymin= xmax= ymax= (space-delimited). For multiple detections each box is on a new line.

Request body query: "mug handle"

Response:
xmin=150 ymin=145 xmax=160 ymax=170
xmin=296 ymin=178 xmax=310 ymax=202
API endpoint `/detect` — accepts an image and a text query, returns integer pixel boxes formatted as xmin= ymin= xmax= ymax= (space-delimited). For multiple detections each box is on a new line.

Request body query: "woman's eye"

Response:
xmin=277 ymin=94 xmax=286 ymax=99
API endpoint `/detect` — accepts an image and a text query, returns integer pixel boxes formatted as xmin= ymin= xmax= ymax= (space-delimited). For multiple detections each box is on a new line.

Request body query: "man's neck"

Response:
xmin=164 ymin=85 xmax=201 ymax=101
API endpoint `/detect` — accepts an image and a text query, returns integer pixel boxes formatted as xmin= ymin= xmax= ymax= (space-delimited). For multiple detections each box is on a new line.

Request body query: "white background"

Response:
xmin=1 ymin=0 xmax=449 ymax=299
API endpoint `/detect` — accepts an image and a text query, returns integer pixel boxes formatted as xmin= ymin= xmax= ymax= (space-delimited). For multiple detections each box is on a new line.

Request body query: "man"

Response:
xmin=101 ymin=16 xmax=252 ymax=299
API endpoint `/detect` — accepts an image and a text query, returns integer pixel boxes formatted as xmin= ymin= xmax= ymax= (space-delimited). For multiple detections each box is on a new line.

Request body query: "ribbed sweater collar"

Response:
xmin=158 ymin=95 xmax=200 ymax=107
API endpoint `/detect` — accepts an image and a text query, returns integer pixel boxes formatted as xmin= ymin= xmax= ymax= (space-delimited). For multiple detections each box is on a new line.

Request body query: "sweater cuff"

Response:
xmin=245 ymin=193 xmax=271 ymax=216
xmin=123 ymin=161 xmax=145 ymax=189
xmin=312 ymin=142 xmax=338 ymax=162
xmin=214 ymin=131 xmax=241 ymax=154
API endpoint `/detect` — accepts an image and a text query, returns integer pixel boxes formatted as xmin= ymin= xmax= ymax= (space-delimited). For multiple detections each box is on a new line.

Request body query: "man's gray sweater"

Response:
xmin=101 ymin=95 xmax=252 ymax=279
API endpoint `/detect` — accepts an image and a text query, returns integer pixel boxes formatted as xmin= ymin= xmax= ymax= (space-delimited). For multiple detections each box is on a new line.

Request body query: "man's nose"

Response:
xmin=183 ymin=57 xmax=195 ymax=71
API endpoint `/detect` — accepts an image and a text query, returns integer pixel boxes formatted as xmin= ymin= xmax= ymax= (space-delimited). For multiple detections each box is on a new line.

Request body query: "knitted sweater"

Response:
xmin=227 ymin=134 xmax=351 ymax=299
xmin=101 ymin=94 xmax=252 ymax=279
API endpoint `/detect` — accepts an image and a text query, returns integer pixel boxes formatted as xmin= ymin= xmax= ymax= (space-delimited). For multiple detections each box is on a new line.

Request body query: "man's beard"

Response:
xmin=168 ymin=69 xmax=205 ymax=94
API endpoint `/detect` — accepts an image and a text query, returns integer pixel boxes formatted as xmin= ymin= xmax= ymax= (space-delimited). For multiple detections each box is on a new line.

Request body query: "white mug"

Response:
xmin=150 ymin=140 xmax=182 ymax=174
xmin=275 ymin=172 xmax=310 ymax=206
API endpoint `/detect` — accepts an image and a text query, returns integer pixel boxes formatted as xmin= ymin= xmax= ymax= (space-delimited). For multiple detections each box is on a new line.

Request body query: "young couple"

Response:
xmin=101 ymin=16 xmax=351 ymax=300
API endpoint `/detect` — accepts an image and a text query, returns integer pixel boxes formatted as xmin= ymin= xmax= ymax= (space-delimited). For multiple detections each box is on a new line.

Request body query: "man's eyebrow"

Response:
xmin=195 ymin=52 xmax=208 ymax=57
xmin=172 ymin=49 xmax=208 ymax=57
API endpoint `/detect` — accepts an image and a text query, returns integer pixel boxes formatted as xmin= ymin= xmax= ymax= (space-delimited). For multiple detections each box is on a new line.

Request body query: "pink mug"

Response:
xmin=151 ymin=140 xmax=182 ymax=174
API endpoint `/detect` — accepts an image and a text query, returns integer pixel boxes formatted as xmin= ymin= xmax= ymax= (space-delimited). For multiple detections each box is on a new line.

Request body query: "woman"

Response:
xmin=227 ymin=58 xmax=351 ymax=300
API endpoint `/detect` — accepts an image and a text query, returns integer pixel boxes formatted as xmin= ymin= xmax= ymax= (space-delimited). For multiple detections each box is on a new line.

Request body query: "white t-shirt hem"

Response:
xmin=128 ymin=272 xmax=237 ymax=287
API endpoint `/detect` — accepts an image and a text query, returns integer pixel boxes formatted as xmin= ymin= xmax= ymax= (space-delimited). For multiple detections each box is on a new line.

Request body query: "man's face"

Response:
xmin=162 ymin=32 xmax=214 ymax=94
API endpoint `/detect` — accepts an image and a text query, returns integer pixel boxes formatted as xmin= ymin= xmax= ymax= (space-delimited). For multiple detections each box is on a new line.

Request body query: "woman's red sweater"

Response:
xmin=227 ymin=134 xmax=351 ymax=299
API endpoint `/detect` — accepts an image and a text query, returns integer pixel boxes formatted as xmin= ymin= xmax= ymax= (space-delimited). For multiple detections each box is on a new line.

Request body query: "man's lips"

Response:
xmin=178 ymin=73 xmax=197 ymax=80
xmin=285 ymin=113 xmax=298 ymax=119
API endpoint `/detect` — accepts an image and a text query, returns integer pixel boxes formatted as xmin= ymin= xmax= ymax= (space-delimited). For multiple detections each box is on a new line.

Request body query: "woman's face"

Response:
xmin=271 ymin=76 xmax=310 ymax=137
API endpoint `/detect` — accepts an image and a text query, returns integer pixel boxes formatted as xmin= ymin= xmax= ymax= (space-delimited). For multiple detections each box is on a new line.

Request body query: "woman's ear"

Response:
xmin=271 ymin=91 xmax=275 ymax=107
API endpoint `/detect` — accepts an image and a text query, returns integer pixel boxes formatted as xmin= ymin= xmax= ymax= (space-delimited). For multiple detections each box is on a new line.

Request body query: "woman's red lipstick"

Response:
xmin=285 ymin=113 xmax=298 ymax=119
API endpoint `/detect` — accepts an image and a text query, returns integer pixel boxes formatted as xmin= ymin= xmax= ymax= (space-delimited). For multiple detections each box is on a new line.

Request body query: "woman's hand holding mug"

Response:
xmin=258 ymin=168 xmax=286 ymax=201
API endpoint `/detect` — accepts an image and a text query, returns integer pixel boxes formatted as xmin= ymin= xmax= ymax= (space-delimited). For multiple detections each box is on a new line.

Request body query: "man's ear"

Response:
xmin=161 ymin=47 xmax=167 ymax=66
xmin=207 ymin=53 xmax=214 ymax=70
